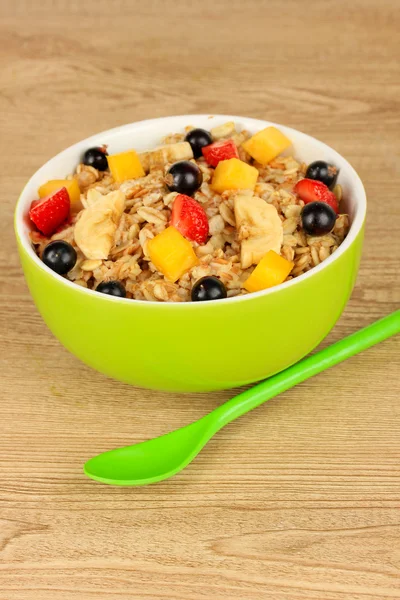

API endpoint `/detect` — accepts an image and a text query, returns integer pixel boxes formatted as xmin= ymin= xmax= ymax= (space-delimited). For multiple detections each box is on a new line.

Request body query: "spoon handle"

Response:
xmin=212 ymin=310 xmax=400 ymax=430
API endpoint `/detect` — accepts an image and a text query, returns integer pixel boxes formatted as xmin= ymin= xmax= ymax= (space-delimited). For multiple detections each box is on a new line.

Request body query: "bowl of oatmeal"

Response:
xmin=15 ymin=115 xmax=366 ymax=392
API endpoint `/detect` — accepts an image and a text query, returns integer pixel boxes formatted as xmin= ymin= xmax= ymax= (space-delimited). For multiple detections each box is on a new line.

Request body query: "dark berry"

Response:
xmin=185 ymin=128 xmax=213 ymax=158
xmin=301 ymin=202 xmax=337 ymax=236
xmin=83 ymin=146 xmax=108 ymax=171
xmin=305 ymin=160 xmax=339 ymax=190
xmin=165 ymin=161 xmax=203 ymax=196
xmin=96 ymin=281 xmax=126 ymax=297
xmin=42 ymin=240 xmax=77 ymax=275
xmin=191 ymin=276 xmax=227 ymax=302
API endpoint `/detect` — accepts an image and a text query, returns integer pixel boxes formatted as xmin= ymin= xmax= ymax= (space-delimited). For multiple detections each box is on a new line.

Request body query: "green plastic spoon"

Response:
xmin=84 ymin=310 xmax=400 ymax=486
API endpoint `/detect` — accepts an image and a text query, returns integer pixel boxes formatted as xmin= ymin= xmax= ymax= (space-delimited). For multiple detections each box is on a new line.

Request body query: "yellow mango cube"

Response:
xmin=244 ymin=250 xmax=294 ymax=293
xmin=38 ymin=179 xmax=81 ymax=205
xmin=108 ymin=150 xmax=145 ymax=183
xmin=148 ymin=226 xmax=198 ymax=283
xmin=211 ymin=158 xmax=259 ymax=194
xmin=242 ymin=127 xmax=291 ymax=165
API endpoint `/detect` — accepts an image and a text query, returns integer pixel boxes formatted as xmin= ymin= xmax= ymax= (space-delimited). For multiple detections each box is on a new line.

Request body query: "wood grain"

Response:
xmin=1 ymin=0 xmax=399 ymax=598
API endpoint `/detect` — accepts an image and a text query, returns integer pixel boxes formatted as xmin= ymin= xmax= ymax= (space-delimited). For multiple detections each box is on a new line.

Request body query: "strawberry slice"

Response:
xmin=294 ymin=178 xmax=339 ymax=214
xmin=29 ymin=187 xmax=70 ymax=236
xmin=171 ymin=194 xmax=209 ymax=244
xmin=202 ymin=139 xmax=239 ymax=167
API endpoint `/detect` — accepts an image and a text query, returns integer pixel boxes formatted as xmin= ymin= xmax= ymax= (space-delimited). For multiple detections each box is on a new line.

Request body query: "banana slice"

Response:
xmin=234 ymin=194 xmax=283 ymax=269
xmin=74 ymin=189 xmax=125 ymax=260
xmin=211 ymin=121 xmax=235 ymax=140
xmin=139 ymin=142 xmax=193 ymax=172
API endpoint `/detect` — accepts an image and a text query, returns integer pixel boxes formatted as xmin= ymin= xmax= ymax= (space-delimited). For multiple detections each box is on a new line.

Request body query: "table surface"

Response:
xmin=1 ymin=1 xmax=400 ymax=598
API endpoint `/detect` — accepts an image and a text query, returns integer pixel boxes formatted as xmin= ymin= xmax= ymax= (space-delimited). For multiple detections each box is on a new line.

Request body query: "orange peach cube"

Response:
xmin=148 ymin=226 xmax=198 ymax=283
xmin=244 ymin=250 xmax=294 ymax=293
xmin=211 ymin=158 xmax=259 ymax=194
xmin=242 ymin=127 xmax=291 ymax=165
xmin=38 ymin=179 xmax=81 ymax=205
xmin=108 ymin=150 xmax=145 ymax=183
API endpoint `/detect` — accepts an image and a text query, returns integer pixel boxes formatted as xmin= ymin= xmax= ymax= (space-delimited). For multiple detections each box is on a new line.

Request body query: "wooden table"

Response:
xmin=1 ymin=1 xmax=399 ymax=598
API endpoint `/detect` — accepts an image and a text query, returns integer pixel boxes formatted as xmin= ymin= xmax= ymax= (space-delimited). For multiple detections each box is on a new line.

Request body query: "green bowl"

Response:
xmin=15 ymin=115 xmax=366 ymax=392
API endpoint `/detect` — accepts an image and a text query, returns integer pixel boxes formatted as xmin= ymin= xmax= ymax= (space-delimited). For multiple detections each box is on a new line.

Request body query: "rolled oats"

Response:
xmin=30 ymin=123 xmax=350 ymax=301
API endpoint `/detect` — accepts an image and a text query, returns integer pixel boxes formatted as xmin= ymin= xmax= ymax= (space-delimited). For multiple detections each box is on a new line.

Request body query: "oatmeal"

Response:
xmin=28 ymin=123 xmax=349 ymax=302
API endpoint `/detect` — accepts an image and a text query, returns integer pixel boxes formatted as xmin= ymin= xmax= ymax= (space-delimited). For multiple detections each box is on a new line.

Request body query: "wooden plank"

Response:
xmin=0 ymin=1 xmax=399 ymax=598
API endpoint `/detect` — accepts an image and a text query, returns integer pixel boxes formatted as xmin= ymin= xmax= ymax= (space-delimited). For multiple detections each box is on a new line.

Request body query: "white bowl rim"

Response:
xmin=15 ymin=114 xmax=367 ymax=308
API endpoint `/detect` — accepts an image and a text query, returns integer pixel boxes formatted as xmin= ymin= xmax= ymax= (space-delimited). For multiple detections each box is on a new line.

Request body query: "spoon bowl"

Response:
xmin=84 ymin=416 xmax=215 ymax=486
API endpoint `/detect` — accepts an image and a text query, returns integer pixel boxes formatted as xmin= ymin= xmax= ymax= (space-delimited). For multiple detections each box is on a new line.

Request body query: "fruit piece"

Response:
xmin=305 ymin=160 xmax=339 ymax=190
xmin=294 ymin=178 xmax=339 ymax=213
xmin=191 ymin=276 xmax=227 ymax=301
xmin=42 ymin=240 xmax=77 ymax=275
xmin=108 ymin=150 xmax=145 ymax=183
xmin=301 ymin=202 xmax=337 ymax=236
xmin=242 ymin=127 xmax=291 ymax=165
xmin=184 ymin=128 xmax=213 ymax=158
xmin=171 ymin=194 xmax=209 ymax=244
xmin=165 ymin=161 xmax=203 ymax=196
xmin=202 ymin=139 xmax=239 ymax=167
xmin=74 ymin=189 xmax=125 ymax=259
xmin=234 ymin=195 xmax=283 ymax=269
xmin=211 ymin=158 xmax=258 ymax=194
xmin=139 ymin=142 xmax=193 ymax=172
xmin=83 ymin=146 xmax=108 ymax=171
xmin=333 ymin=184 xmax=342 ymax=202
xmin=210 ymin=121 xmax=235 ymax=140
xmin=38 ymin=179 xmax=81 ymax=205
xmin=96 ymin=281 xmax=126 ymax=297
xmin=244 ymin=250 xmax=294 ymax=293
xmin=147 ymin=226 xmax=198 ymax=282
xmin=29 ymin=187 xmax=70 ymax=236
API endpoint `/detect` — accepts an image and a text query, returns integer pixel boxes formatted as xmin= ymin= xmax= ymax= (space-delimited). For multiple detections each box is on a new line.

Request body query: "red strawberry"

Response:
xmin=202 ymin=139 xmax=239 ymax=167
xmin=294 ymin=178 xmax=339 ymax=214
xmin=29 ymin=187 xmax=70 ymax=236
xmin=171 ymin=194 xmax=209 ymax=244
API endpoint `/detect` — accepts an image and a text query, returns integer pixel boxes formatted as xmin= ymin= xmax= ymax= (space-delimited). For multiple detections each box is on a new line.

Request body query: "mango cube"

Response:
xmin=242 ymin=127 xmax=291 ymax=165
xmin=147 ymin=226 xmax=198 ymax=283
xmin=211 ymin=158 xmax=259 ymax=194
xmin=38 ymin=179 xmax=81 ymax=205
xmin=244 ymin=250 xmax=294 ymax=293
xmin=108 ymin=150 xmax=145 ymax=183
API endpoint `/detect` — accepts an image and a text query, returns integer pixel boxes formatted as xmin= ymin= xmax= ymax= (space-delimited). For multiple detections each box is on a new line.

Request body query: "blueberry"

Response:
xmin=165 ymin=161 xmax=203 ymax=196
xmin=96 ymin=281 xmax=126 ymax=297
xmin=301 ymin=202 xmax=337 ymax=236
xmin=42 ymin=241 xmax=77 ymax=275
xmin=305 ymin=160 xmax=339 ymax=190
xmin=191 ymin=276 xmax=227 ymax=302
xmin=83 ymin=147 xmax=108 ymax=171
xmin=185 ymin=128 xmax=213 ymax=158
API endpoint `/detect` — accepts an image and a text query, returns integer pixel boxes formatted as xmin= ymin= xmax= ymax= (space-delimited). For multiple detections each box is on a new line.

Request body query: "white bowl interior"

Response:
xmin=15 ymin=115 xmax=366 ymax=304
